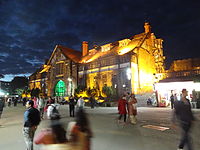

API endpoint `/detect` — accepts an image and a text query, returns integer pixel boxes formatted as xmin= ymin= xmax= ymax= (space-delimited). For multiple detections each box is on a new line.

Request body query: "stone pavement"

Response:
xmin=0 ymin=104 xmax=200 ymax=150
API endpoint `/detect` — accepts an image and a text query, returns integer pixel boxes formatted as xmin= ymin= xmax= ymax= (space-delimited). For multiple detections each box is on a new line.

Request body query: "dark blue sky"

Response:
xmin=0 ymin=0 xmax=200 ymax=81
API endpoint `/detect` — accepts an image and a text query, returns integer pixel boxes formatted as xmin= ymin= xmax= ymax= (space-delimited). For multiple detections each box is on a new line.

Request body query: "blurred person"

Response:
xmin=68 ymin=108 xmax=93 ymax=150
xmin=170 ymin=90 xmax=175 ymax=109
xmin=77 ymin=96 xmax=85 ymax=110
xmin=126 ymin=92 xmax=131 ymax=102
xmin=44 ymin=97 xmax=52 ymax=113
xmin=38 ymin=96 xmax=45 ymax=119
xmin=23 ymin=100 xmax=41 ymax=150
xmin=47 ymin=97 xmax=53 ymax=105
xmin=0 ymin=98 xmax=5 ymax=119
xmin=34 ymin=115 xmax=74 ymax=150
xmin=69 ymin=95 xmax=75 ymax=117
xmin=191 ymin=89 xmax=197 ymax=108
xmin=174 ymin=93 xmax=178 ymax=101
xmin=47 ymin=100 xmax=60 ymax=120
xmin=172 ymin=89 xmax=195 ymax=150
xmin=89 ymin=96 xmax=95 ymax=109
xmin=23 ymin=97 xmax=27 ymax=106
xmin=128 ymin=94 xmax=137 ymax=124
xmin=13 ymin=97 xmax=18 ymax=106
xmin=34 ymin=114 xmax=65 ymax=144
xmin=32 ymin=97 xmax=38 ymax=108
xmin=117 ymin=95 xmax=127 ymax=124
xmin=147 ymin=96 xmax=152 ymax=105
xmin=7 ymin=97 xmax=11 ymax=107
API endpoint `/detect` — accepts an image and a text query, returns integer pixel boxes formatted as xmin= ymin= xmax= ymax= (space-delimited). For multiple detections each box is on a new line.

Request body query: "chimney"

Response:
xmin=144 ymin=22 xmax=151 ymax=33
xmin=82 ymin=41 xmax=88 ymax=57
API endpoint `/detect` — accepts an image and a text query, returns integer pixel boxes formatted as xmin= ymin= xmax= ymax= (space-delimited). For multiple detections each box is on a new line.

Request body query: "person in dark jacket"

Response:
xmin=23 ymin=100 xmax=41 ymax=150
xmin=69 ymin=95 xmax=75 ymax=117
xmin=172 ymin=89 xmax=195 ymax=150
xmin=89 ymin=96 xmax=95 ymax=109
xmin=118 ymin=95 xmax=127 ymax=124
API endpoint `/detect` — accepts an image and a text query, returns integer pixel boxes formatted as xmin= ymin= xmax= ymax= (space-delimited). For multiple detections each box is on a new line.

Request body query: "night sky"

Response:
xmin=0 ymin=0 xmax=200 ymax=81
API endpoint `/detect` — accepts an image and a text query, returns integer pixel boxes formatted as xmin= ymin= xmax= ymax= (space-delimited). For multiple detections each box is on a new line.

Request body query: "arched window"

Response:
xmin=54 ymin=80 xmax=66 ymax=96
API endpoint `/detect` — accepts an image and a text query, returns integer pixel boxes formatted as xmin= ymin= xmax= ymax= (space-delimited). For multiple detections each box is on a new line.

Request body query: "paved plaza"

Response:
xmin=0 ymin=104 xmax=200 ymax=150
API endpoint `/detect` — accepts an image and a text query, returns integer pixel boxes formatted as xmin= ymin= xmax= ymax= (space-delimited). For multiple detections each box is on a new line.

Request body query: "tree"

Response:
xmin=31 ymin=88 xmax=40 ymax=97
xmin=102 ymin=85 xmax=116 ymax=106
xmin=10 ymin=76 xmax=28 ymax=94
xmin=15 ymin=88 xmax=24 ymax=96
xmin=102 ymin=85 xmax=113 ymax=98
xmin=0 ymin=74 xmax=4 ymax=79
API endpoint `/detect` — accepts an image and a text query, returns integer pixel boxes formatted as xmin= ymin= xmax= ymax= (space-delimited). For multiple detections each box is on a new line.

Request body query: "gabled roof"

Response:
xmin=57 ymin=45 xmax=82 ymax=63
xmin=80 ymin=33 xmax=148 ymax=63
xmin=47 ymin=45 xmax=82 ymax=65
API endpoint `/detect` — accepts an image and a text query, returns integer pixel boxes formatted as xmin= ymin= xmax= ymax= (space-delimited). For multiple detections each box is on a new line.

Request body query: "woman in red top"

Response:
xmin=118 ymin=95 xmax=127 ymax=124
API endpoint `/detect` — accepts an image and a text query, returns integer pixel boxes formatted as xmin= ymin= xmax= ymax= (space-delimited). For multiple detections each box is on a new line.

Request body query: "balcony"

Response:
xmin=165 ymin=69 xmax=200 ymax=79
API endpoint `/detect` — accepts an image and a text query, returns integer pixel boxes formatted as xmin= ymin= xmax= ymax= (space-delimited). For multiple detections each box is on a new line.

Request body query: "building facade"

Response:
xmin=155 ymin=58 xmax=200 ymax=106
xmin=166 ymin=58 xmax=200 ymax=79
xmin=29 ymin=23 xmax=165 ymax=97
xmin=29 ymin=45 xmax=81 ymax=97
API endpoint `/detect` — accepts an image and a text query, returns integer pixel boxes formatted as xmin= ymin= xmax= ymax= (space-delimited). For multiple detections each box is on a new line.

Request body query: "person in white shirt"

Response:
xmin=47 ymin=101 xmax=60 ymax=119
xmin=37 ymin=96 xmax=45 ymax=119
xmin=76 ymin=96 xmax=85 ymax=109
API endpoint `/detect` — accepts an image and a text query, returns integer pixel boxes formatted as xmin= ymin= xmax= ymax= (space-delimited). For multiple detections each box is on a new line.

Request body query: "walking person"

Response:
xmin=33 ymin=97 xmax=38 ymax=108
xmin=172 ymin=89 xmax=195 ymax=150
xmin=174 ymin=93 xmax=178 ymax=101
xmin=13 ymin=97 xmax=18 ymax=106
xmin=23 ymin=97 xmax=27 ymax=106
xmin=23 ymin=100 xmax=41 ymax=150
xmin=7 ymin=97 xmax=11 ymax=107
xmin=47 ymin=101 xmax=60 ymax=120
xmin=117 ymin=95 xmax=127 ymax=125
xmin=89 ymin=96 xmax=95 ymax=109
xmin=0 ymin=98 xmax=5 ymax=119
xmin=170 ymin=90 xmax=175 ymax=109
xmin=38 ymin=96 xmax=45 ymax=119
xmin=128 ymin=94 xmax=137 ymax=124
xmin=76 ymin=96 xmax=85 ymax=110
xmin=69 ymin=95 xmax=75 ymax=117
xmin=34 ymin=113 xmax=75 ymax=150
xmin=68 ymin=108 xmax=93 ymax=150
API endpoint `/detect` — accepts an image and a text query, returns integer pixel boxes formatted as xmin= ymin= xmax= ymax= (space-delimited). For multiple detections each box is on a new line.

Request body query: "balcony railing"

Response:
xmin=166 ymin=69 xmax=200 ymax=78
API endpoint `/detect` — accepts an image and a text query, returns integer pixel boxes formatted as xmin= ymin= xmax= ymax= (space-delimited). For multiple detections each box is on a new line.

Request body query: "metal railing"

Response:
xmin=166 ymin=69 xmax=200 ymax=78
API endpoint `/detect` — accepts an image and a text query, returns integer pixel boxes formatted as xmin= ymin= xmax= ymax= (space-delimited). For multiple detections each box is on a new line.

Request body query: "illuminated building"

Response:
xmin=79 ymin=22 xmax=165 ymax=95
xmin=29 ymin=45 xmax=81 ymax=97
xmin=155 ymin=58 xmax=200 ymax=106
xmin=29 ymin=23 xmax=166 ymax=97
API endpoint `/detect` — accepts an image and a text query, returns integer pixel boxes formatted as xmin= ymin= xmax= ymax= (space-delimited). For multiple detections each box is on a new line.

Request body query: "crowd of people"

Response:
xmin=21 ymin=95 xmax=92 ymax=150
xmin=0 ymin=89 xmax=196 ymax=150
